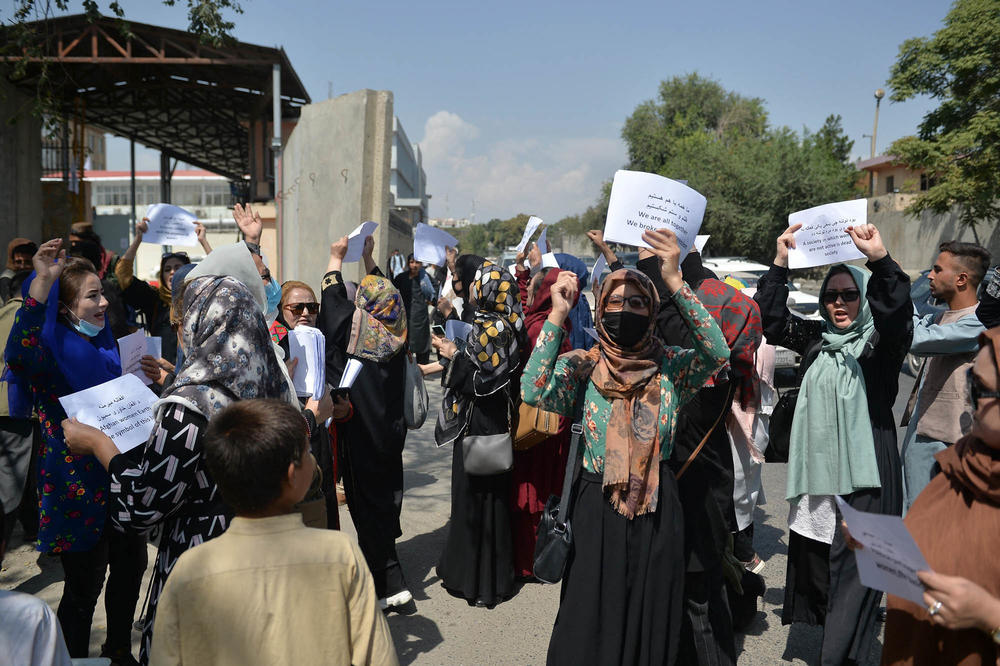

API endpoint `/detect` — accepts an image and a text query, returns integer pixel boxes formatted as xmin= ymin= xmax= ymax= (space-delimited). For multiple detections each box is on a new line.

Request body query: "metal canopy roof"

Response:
xmin=1 ymin=14 xmax=311 ymax=183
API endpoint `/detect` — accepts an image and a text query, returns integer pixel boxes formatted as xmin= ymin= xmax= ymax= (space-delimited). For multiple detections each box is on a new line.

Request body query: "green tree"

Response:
xmin=887 ymin=0 xmax=1000 ymax=232
xmin=621 ymin=74 xmax=860 ymax=261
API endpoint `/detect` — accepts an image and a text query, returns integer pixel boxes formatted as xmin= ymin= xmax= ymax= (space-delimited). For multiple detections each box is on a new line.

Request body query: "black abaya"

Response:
xmin=547 ymin=462 xmax=685 ymax=666
xmin=319 ymin=269 xmax=408 ymax=599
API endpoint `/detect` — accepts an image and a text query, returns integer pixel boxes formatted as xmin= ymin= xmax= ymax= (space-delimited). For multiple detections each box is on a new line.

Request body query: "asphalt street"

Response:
xmin=0 ymin=371 xmax=915 ymax=664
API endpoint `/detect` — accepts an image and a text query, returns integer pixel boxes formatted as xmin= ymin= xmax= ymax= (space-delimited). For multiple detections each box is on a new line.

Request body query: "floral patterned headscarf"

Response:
xmin=346 ymin=274 xmax=407 ymax=363
xmin=157 ymin=276 xmax=295 ymax=418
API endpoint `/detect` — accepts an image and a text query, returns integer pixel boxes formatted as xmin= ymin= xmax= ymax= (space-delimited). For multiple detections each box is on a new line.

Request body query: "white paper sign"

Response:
xmin=591 ymin=254 xmax=608 ymax=293
xmin=835 ymin=496 xmax=931 ymax=606
xmin=344 ymin=221 xmax=379 ymax=263
xmin=603 ymin=170 xmax=707 ymax=255
xmin=414 ymin=223 xmax=458 ymax=267
xmin=541 ymin=252 xmax=559 ymax=269
xmin=143 ymin=204 xmax=198 ymax=246
xmin=117 ymin=330 xmax=152 ymax=386
xmin=693 ymin=235 xmax=710 ymax=254
xmin=338 ymin=358 xmax=363 ymax=389
xmin=445 ymin=319 xmax=473 ymax=342
xmin=515 ymin=216 xmax=544 ymax=253
xmin=787 ymin=199 xmax=867 ymax=269
xmin=287 ymin=326 xmax=326 ymax=398
xmin=537 ymin=228 xmax=549 ymax=254
xmin=58 ymin=374 xmax=159 ymax=453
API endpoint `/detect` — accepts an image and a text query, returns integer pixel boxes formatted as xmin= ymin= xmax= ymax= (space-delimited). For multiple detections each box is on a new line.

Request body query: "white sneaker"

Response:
xmin=380 ymin=589 xmax=413 ymax=610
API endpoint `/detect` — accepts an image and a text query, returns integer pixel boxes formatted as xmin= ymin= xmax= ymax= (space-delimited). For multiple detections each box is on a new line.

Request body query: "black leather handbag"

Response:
xmin=765 ymin=387 xmax=797 ymax=464
xmin=532 ymin=382 xmax=588 ymax=584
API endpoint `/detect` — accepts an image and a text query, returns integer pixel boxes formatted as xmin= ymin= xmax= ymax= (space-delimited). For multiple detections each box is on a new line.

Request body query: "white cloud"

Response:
xmin=419 ymin=111 xmax=625 ymax=223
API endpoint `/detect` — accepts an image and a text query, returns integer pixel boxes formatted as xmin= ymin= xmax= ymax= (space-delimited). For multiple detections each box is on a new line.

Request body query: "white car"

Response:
xmin=701 ymin=256 xmax=821 ymax=318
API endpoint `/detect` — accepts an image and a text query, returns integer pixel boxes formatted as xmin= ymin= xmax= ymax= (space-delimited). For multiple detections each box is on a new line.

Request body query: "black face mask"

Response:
xmin=601 ymin=311 xmax=650 ymax=348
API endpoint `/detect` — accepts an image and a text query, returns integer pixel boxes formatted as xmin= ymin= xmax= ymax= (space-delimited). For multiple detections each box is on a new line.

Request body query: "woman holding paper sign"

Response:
xmin=4 ymin=239 xmax=147 ymax=663
xmin=320 ymin=234 xmax=414 ymax=610
xmin=521 ymin=228 xmax=729 ymax=665
xmin=755 ymin=222 xmax=912 ymax=665
xmin=116 ymin=218 xmax=212 ymax=366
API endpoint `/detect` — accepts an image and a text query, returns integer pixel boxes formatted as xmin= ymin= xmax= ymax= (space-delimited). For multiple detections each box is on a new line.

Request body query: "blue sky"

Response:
xmin=12 ymin=0 xmax=951 ymax=222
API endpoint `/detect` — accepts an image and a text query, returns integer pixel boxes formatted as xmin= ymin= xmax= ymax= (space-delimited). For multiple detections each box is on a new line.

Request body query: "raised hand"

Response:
xmin=327 ymin=236 xmax=349 ymax=273
xmin=527 ymin=242 xmax=543 ymax=268
xmin=362 ymin=234 xmax=375 ymax=259
xmin=549 ymin=271 xmax=579 ymax=321
xmin=136 ymin=218 xmax=149 ymax=237
xmin=194 ymin=221 xmax=212 ymax=253
xmin=29 ymin=239 xmax=66 ymax=303
xmin=641 ymin=228 xmax=683 ymax=293
xmin=587 ymin=229 xmax=618 ymax=264
xmin=774 ymin=223 xmax=803 ymax=268
xmin=846 ymin=223 xmax=888 ymax=262
xmin=233 ymin=203 xmax=263 ymax=245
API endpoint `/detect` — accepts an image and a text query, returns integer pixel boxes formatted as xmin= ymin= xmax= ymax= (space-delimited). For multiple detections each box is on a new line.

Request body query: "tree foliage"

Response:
xmin=887 ymin=0 xmax=1000 ymax=230
xmin=620 ymin=73 xmax=860 ymax=262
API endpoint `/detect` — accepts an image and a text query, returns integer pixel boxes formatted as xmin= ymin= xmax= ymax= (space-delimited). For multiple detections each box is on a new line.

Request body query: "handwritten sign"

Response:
xmin=58 ymin=374 xmax=159 ymax=453
xmin=117 ymin=330 xmax=152 ymax=386
xmin=787 ymin=199 xmax=867 ymax=269
xmin=344 ymin=221 xmax=379 ymax=263
xmin=835 ymin=496 xmax=931 ymax=606
xmin=515 ymin=216 xmax=544 ymax=253
xmin=603 ymin=170 xmax=707 ymax=255
xmin=414 ymin=223 xmax=458 ymax=267
xmin=143 ymin=204 xmax=198 ymax=246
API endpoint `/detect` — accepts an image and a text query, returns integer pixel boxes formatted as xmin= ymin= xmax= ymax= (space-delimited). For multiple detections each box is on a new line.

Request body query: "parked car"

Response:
xmin=702 ymin=257 xmax=821 ymax=318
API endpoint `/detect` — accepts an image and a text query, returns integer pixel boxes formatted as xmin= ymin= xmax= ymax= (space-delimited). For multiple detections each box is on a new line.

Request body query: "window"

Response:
xmin=885 ymin=175 xmax=895 ymax=194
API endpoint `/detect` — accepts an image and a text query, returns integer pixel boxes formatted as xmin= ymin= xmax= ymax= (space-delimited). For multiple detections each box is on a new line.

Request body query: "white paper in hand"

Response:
xmin=834 ymin=496 xmax=931 ymax=606
xmin=117 ymin=330 xmax=152 ymax=386
xmin=603 ymin=170 xmax=707 ymax=255
xmin=515 ymin=216 xmax=544 ymax=252
xmin=787 ymin=199 xmax=867 ymax=269
xmin=591 ymin=254 xmax=608 ymax=293
xmin=145 ymin=337 xmax=162 ymax=360
xmin=693 ymin=235 xmax=710 ymax=254
xmin=414 ymin=223 xmax=458 ymax=266
xmin=143 ymin=204 xmax=198 ymax=246
xmin=287 ymin=326 xmax=326 ymax=398
xmin=344 ymin=221 xmax=379 ymax=263
xmin=339 ymin=358 xmax=363 ymax=389
xmin=537 ymin=228 xmax=549 ymax=254
xmin=445 ymin=319 xmax=473 ymax=343
xmin=541 ymin=252 xmax=559 ymax=269
xmin=59 ymin=374 xmax=159 ymax=453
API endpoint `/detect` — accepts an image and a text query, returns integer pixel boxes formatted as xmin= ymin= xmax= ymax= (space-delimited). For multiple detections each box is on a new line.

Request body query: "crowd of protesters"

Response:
xmin=0 ymin=196 xmax=999 ymax=666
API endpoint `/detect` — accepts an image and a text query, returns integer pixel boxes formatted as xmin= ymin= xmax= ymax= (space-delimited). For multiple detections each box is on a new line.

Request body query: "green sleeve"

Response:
xmin=520 ymin=321 xmax=581 ymax=417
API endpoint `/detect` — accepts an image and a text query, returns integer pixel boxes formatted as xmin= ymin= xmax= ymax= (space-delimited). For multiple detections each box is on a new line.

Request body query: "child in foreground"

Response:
xmin=149 ymin=399 xmax=399 ymax=666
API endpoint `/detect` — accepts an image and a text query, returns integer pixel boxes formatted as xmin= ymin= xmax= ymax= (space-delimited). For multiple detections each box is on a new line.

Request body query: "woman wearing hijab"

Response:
xmin=754 ymin=223 xmax=912 ymax=665
xmin=874 ymin=328 xmax=1000 ymax=664
xmin=116 ymin=218 xmax=212 ymax=365
xmin=432 ymin=257 xmax=527 ymax=608
xmin=509 ymin=266 xmax=579 ymax=579
xmin=319 ymin=234 xmax=412 ymax=609
xmin=4 ymin=239 xmax=147 ymax=664
xmin=521 ymin=229 xmax=730 ymax=665
xmin=63 ymin=245 xmax=303 ymax=663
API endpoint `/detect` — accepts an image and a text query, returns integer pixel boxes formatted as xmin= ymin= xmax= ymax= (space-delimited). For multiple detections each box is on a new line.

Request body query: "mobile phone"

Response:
xmin=431 ymin=324 xmax=446 ymax=337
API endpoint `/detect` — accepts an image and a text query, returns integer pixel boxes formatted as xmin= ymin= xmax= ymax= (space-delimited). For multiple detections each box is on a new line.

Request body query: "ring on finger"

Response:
xmin=928 ymin=600 xmax=943 ymax=616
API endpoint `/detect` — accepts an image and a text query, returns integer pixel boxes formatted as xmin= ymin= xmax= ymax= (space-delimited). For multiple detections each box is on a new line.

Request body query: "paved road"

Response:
xmin=0 ymin=372 xmax=915 ymax=664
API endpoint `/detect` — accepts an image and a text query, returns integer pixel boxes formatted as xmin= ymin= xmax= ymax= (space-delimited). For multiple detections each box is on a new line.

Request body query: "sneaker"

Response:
xmin=743 ymin=554 xmax=765 ymax=575
xmin=379 ymin=588 xmax=413 ymax=611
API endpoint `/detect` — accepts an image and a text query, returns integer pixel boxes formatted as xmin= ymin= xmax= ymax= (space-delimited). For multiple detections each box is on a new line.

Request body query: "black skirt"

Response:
xmin=547 ymin=461 xmax=685 ymax=666
xmin=436 ymin=439 xmax=515 ymax=607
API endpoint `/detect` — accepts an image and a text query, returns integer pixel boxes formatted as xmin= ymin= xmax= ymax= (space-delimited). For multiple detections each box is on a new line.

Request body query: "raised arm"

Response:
xmin=6 ymin=240 xmax=64 ymax=387
xmin=520 ymin=271 xmax=586 ymax=416
xmin=117 ymin=219 xmax=147 ymax=289
xmin=587 ymin=230 xmax=623 ymax=271
xmin=847 ymin=224 xmax=913 ymax=353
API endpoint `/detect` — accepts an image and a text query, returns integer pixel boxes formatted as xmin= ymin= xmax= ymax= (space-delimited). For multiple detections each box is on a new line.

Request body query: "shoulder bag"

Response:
xmin=403 ymin=350 xmax=429 ymax=430
xmin=514 ymin=400 xmax=561 ymax=451
xmin=533 ymin=380 xmax=589 ymax=584
xmin=462 ymin=396 xmax=513 ymax=475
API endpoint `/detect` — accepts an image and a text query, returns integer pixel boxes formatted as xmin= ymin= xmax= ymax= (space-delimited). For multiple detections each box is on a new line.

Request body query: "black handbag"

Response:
xmin=532 ymin=382 xmax=588 ymax=584
xmin=765 ymin=386 xmax=797 ymax=464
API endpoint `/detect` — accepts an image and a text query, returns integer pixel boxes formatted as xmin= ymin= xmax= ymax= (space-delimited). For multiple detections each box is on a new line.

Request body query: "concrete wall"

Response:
xmin=278 ymin=89 xmax=395 ymax=293
xmin=869 ymin=200 xmax=1000 ymax=274
xmin=0 ymin=81 xmax=42 ymax=252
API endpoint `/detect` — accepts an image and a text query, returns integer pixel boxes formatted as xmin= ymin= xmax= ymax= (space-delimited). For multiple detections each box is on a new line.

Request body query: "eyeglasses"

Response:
xmin=821 ymin=289 xmax=861 ymax=305
xmin=162 ymin=251 xmax=189 ymax=261
xmin=605 ymin=294 xmax=651 ymax=311
xmin=968 ymin=368 xmax=1000 ymax=404
xmin=285 ymin=302 xmax=320 ymax=316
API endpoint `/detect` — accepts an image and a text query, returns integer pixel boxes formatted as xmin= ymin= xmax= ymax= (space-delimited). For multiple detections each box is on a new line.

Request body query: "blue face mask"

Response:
xmin=63 ymin=305 xmax=103 ymax=338
xmin=264 ymin=278 xmax=282 ymax=314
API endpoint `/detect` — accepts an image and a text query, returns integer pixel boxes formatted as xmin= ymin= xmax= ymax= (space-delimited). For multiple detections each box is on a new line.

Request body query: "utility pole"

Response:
xmin=869 ymin=88 xmax=885 ymax=196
